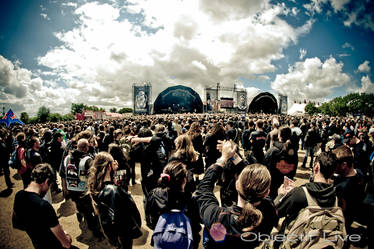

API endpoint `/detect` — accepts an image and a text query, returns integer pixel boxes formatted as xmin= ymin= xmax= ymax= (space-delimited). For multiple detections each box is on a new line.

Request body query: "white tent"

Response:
xmin=287 ymin=103 xmax=306 ymax=115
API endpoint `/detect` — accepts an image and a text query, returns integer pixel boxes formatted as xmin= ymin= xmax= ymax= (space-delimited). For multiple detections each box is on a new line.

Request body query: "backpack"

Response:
xmin=155 ymin=140 xmax=168 ymax=166
xmin=152 ymin=209 xmax=193 ymax=249
xmin=279 ymin=187 xmax=346 ymax=249
xmin=9 ymin=147 xmax=22 ymax=170
xmin=64 ymin=155 xmax=91 ymax=192
xmin=9 ymin=148 xmax=19 ymax=169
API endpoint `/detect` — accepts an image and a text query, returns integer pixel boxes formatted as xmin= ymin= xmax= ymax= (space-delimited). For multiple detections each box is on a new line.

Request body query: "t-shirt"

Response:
xmin=13 ymin=190 xmax=63 ymax=249
xmin=334 ymin=169 xmax=367 ymax=227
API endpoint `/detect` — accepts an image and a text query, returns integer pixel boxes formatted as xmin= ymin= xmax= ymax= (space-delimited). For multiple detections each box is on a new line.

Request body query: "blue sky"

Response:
xmin=1 ymin=0 xmax=373 ymax=115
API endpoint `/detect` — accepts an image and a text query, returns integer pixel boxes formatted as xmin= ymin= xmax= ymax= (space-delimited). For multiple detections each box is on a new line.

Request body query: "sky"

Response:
xmin=1 ymin=0 xmax=374 ymax=116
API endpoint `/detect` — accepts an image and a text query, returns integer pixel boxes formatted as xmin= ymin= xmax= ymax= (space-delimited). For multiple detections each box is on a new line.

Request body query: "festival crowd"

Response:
xmin=1 ymin=113 xmax=374 ymax=249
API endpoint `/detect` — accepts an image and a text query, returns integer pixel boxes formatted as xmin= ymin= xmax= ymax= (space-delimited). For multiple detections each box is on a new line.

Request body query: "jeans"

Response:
xmin=303 ymin=146 xmax=314 ymax=168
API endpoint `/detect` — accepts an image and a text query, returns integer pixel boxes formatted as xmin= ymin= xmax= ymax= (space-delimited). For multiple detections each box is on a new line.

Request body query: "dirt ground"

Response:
xmin=0 ymin=150 xmax=340 ymax=249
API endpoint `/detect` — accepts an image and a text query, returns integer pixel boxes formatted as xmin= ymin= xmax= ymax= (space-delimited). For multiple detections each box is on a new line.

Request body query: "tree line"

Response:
xmin=305 ymin=93 xmax=374 ymax=117
xmin=18 ymin=103 xmax=133 ymax=124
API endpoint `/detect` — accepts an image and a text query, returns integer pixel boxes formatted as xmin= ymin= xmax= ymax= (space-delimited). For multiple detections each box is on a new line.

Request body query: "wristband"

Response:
xmin=231 ymin=154 xmax=242 ymax=165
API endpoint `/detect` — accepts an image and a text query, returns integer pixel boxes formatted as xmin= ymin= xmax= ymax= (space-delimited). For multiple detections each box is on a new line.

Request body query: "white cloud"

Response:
xmin=198 ymin=0 xmax=267 ymax=21
xmin=62 ymin=2 xmax=78 ymax=8
xmin=303 ymin=0 xmax=328 ymax=14
xmin=40 ymin=13 xmax=50 ymax=21
xmin=0 ymin=55 xmax=81 ymax=116
xmin=342 ymin=42 xmax=354 ymax=50
xmin=304 ymin=0 xmax=349 ymax=14
xmin=246 ymin=87 xmax=262 ymax=101
xmin=257 ymin=75 xmax=270 ymax=81
xmin=330 ymin=0 xmax=350 ymax=12
xmin=40 ymin=4 xmax=50 ymax=21
xmin=343 ymin=2 xmax=374 ymax=31
xmin=338 ymin=53 xmax=350 ymax=57
xmin=358 ymin=60 xmax=371 ymax=73
xmin=304 ymin=0 xmax=374 ymax=31
xmin=357 ymin=75 xmax=374 ymax=94
xmin=29 ymin=0 xmax=314 ymax=114
xmin=291 ymin=7 xmax=299 ymax=16
xmin=299 ymin=48 xmax=307 ymax=60
xmin=271 ymin=57 xmax=350 ymax=101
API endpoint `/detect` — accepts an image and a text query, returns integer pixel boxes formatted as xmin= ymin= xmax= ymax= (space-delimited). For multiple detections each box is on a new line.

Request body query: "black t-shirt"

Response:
xmin=13 ymin=190 xmax=62 ymax=249
xmin=334 ymin=169 xmax=367 ymax=227
xmin=27 ymin=149 xmax=42 ymax=169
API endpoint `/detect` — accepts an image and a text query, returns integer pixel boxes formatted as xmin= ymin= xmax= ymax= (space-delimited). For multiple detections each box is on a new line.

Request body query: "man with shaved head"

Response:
xmin=61 ymin=138 xmax=93 ymax=225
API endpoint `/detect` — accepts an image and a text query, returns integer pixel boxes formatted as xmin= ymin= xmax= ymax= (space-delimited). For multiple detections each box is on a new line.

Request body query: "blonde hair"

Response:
xmin=88 ymin=152 xmax=114 ymax=196
xmin=187 ymin=121 xmax=201 ymax=139
xmin=237 ymin=164 xmax=271 ymax=233
xmin=174 ymin=135 xmax=199 ymax=163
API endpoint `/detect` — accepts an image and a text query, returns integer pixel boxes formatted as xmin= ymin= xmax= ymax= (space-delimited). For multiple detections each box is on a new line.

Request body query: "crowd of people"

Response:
xmin=1 ymin=113 xmax=374 ymax=249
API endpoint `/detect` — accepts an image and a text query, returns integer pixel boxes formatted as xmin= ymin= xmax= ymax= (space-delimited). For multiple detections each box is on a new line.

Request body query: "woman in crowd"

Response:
xmin=264 ymin=126 xmax=299 ymax=199
xmin=88 ymin=152 xmax=141 ymax=249
xmin=16 ymin=132 xmax=30 ymax=188
xmin=145 ymin=160 xmax=201 ymax=249
xmin=185 ymin=122 xmax=204 ymax=184
xmin=108 ymin=143 xmax=131 ymax=189
xmin=204 ymin=123 xmax=226 ymax=169
xmin=169 ymin=134 xmax=199 ymax=194
xmin=195 ymin=140 xmax=277 ymax=248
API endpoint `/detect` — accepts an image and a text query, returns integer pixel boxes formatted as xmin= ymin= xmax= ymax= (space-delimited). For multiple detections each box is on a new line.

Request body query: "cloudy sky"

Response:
xmin=1 ymin=0 xmax=374 ymax=116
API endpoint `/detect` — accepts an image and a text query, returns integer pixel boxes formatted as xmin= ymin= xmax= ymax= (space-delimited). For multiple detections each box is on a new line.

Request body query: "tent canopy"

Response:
xmin=248 ymin=92 xmax=278 ymax=114
xmin=153 ymin=85 xmax=203 ymax=114
xmin=0 ymin=109 xmax=25 ymax=127
xmin=287 ymin=103 xmax=306 ymax=115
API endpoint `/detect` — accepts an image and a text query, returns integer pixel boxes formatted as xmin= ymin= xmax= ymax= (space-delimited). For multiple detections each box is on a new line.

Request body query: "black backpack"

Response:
xmin=155 ymin=140 xmax=168 ymax=167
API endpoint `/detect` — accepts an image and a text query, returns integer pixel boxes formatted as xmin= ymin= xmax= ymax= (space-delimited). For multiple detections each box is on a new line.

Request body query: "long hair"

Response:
xmin=88 ymin=152 xmax=114 ymax=196
xmin=208 ymin=123 xmax=225 ymax=138
xmin=173 ymin=135 xmax=199 ymax=163
xmin=187 ymin=121 xmax=201 ymax=139
xmin=157 ymin=161 xmax=187 ymax=192
xmin=108 ymin=143 xmax=129 ymax=170
xmin=237 ymin=164 xmax=271 ymax=233
xmin=278 ymin=126 xmax=295 ymax=161
xmin=72 ymin=130 xmax=93 ymax=143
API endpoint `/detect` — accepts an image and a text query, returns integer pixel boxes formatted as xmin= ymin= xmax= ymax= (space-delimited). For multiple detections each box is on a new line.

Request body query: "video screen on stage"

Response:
xmin=220 ymin=97 xmax=234 ymax=109
xmin=133 ymin=85 xmax=151 ymax=114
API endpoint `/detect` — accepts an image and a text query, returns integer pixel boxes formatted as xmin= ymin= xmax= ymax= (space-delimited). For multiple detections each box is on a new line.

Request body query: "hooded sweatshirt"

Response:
xmin=275 ymin=182 xmax=337 ymax=232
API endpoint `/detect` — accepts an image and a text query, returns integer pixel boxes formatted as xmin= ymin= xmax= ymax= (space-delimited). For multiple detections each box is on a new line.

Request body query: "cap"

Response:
xmin=342 ymin=130 xmax=354 ymax=143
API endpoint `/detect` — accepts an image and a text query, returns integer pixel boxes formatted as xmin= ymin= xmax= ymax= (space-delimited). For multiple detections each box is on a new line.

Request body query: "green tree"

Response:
xmin=62 ymin=113 xmax=75 ymax=121
xmin=329 ymin=97 xmax=347 ymax=116
xmin=20 ymin=112 xmax=29 ymax=124
xmin=48 ymin=113 xmax=62 ymax=122
xmin=118 ymin=107 xmax=133 ymax=113
xmin=71 ymin=103 xmax=86 ymax=114
xmin=29 ymin=117 xmax=39 ymax=124
xmin=37 ymin=106 xmax=50 ymax=123
xmin=360 ymin=93 xmax=374 ymax=117
xmin=305 ymin=103 xmax=318 ymax=115
xmin=109 ymin=108 xmax=117 ymax=113
xmin=319 ymin=102 xmax=332 ymax=115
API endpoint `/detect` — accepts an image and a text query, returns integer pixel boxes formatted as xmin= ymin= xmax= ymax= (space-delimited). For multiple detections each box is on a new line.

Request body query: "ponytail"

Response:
xmin=157 ymin=161 xmax=187 ymax=192
xmin=158 ymin=173 xmax=171 ymax=188
xmin=238 ymin=202 xmax=263 ymax=232
xmin=237 ymin=164 xmax=271 ymax=234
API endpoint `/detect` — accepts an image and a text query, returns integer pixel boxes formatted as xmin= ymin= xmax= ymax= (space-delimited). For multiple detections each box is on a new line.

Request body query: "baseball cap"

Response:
xmin=342 ymin=130 xmax=354 ymax=143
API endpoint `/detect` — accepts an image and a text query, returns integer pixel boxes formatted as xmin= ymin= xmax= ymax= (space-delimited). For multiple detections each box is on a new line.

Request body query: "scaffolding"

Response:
xmin=204 ymin=83 xmax=247 ymax=113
